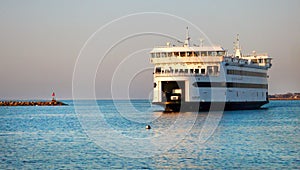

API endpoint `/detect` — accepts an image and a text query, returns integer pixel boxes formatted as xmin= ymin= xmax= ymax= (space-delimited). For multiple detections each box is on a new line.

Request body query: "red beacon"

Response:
xmin=52 ymin=92 xmax=56 ymax=101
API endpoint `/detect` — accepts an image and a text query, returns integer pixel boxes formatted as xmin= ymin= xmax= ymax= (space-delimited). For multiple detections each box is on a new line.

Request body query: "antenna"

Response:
xmin=236 ymin=34 xmax=240 ymax=49
xmin=234 ymin=34 xmax=242 ymax=58
xmin=184 ymin=27 xmax=190 ymax=47
xmin=200 ymin=38 xmax=204 ymax=47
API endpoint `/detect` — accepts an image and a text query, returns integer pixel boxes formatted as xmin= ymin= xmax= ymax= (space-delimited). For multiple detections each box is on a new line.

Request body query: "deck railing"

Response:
xmin=150 ymin=56 xmax=224 ymax=64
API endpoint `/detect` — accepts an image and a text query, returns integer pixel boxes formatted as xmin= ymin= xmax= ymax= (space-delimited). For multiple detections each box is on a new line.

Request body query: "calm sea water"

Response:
xmin=0 ymin=100 xmax=299 ymax=169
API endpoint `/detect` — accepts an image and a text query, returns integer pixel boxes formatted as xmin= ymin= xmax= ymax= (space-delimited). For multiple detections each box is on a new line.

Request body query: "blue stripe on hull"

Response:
xmin=153 ymin=101 xmax=269 ymax=112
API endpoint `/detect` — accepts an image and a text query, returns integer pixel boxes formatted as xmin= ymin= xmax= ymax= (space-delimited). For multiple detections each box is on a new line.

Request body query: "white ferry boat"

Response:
xmin=150 ymin=29 xmax=272 ymax=111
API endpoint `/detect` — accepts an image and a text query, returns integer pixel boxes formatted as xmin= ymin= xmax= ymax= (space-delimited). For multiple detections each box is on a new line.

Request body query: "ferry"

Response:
xmin=150 ymin=28 xmax=272 ymax=111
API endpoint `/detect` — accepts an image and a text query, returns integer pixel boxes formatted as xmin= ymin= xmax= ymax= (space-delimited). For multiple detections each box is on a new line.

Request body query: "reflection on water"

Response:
xmin=0 ymin=100 xmax=299 ymax=169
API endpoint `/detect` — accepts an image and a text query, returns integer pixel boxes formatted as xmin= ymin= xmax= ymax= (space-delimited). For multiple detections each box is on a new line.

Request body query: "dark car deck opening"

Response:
xmin=161 ymin=81 xmax=185 ymax=102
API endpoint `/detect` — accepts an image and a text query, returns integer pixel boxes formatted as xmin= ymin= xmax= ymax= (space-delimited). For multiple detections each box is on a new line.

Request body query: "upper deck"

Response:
xmin=150 ymin=45 xmax=226 ymax=64
xmin=149 ymin=30 xmax=272 ymax=69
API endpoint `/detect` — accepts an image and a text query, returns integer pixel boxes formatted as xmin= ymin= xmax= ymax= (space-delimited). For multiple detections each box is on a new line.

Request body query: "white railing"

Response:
xmin=150 ymin=56 xmax=224 ymax=64
xmin=154 ymin=72 xmax=220 ymax=77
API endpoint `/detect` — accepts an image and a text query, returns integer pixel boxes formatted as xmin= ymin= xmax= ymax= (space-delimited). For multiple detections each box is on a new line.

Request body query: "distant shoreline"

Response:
xmin=268 ymin=92 xmax=300 ymax=101
xmin=269 ymin=98 xmax=300 ymax=100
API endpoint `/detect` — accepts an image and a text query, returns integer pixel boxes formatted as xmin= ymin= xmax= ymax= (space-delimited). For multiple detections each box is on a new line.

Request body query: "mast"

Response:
xmin=184 ymin=27 xmax=190 ymax=47
xmin=234 ymin=34 xmax=242 ymax=58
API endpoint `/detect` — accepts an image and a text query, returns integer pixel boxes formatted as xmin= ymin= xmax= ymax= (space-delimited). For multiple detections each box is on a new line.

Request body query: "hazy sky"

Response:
xmin=0 ymin=0 xmax=299 ymax=100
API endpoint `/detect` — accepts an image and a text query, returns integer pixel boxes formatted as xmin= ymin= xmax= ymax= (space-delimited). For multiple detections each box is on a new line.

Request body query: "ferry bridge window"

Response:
xmin=175 ymin=69 xmax=178 ymax=73
xmin=207 ymin=66 xmax=213 ymax=75
xmin=187 ymin=52 xmax=192 ymax=57
xmin=179 ymin=69 xmax=184 ymax=73
xmin=201 ymin=68 xmax=205 ymax=74
xmin=217 ymin=51 xmax=225 ymax=56
xmin=207 ymin=51 xmax=216 ymax=56
xmin=161 ymin=52 xmax=166 ymax=57
xmin=180 ymin=52 xmax=185 ymax=57
xmin=195 ymin=69 xmax=199 ymax=74
xmin=190 ymin=69 xmax=194 ymax=74
xmin=194 ymin=51 xmax=199 ymax=57
xmin=155 ymin=67 xmax=161 ymax=73
xmin=201 ymin=51 xmax=207 ymax=56
xmin=174 ymin=52 xmax=179 ymax=57
xmin=156 ymin=53 xmax=160 ymax=58
xmin=185 ymin=69 xmax=188 ymax=73
xmin=151 ymin=53 xmax=155 ymax=58
xmin=167 ymin=52 xmax=172 ymax=57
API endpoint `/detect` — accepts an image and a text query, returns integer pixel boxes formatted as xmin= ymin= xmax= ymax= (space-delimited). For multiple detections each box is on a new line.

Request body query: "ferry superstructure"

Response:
xmin=150 ymin=29 xmax=272 ymax=111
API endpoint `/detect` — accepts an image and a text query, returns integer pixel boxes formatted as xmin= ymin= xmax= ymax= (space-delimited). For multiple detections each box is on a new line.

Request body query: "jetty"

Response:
xmin=0 ymin=91 xmax=68 ymax=106
xmin=0 ymin=100 xmax=67 ymax=106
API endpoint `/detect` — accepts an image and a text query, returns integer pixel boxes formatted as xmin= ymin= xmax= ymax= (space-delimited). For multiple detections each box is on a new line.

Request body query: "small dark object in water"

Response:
xmin=146 ymin=125 xmax=151 ymax=129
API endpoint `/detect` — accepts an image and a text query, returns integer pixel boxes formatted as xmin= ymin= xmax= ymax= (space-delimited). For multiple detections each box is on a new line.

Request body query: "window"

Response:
xmin=185 ymin=69 xmax=188 ymax=73
xmin=201 ymin=51 xmax=207 ymax=56
xmin=227 ymin=69 xmax=267 ymax=77
xmin=179 ymin=69 xmax=184 ymax=73
xmin=195 ymin=69 xmax=199 ymax=74
xmin=175 ymin=69 xmax=178 ymax=73
xmin=190 ymin=69 xmax=194 ymax=74
xmin=156 ymin=53 xmax=160 ymax=58
xmin=217 ymin=51 xmax=225 ymax=56
xmin=151 ymin=53 xmax=155 ymax=58
xmin=167 ymin=52 xmax=172 ymax=57
xmin=180 ymin=52 xmax=185 ymax=57
xmin=201 ymin=68 xmax=205 ymax=74
xmin=213 ymin=66 xmax=219 ymax=73
xmin=194 ymin=51 xmax=199 ymax=57
xmin=174 ymin=52 xmax=179 ymax=56
xmin=155 ymin=67 xmax=161 ymax=73
xmin=187 ymin=52 xmax=192 ymax=57
xmin=207 ymin=66 xmax=213 ymax=75
xmin=161 ymin=52 xmax=166 ymax=57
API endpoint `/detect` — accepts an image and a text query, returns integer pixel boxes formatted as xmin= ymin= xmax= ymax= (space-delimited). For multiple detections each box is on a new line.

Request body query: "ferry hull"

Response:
xmin=153 ymin=101 xmax=269 ymax=112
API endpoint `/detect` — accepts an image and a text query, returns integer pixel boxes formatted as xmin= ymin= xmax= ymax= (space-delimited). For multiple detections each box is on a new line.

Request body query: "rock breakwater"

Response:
xmin=0 ymin=100 xmax=67 ymax=106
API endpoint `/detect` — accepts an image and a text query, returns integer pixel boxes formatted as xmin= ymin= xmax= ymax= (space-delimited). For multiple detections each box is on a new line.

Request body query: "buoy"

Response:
xmin=146 ymin=125 xmax=151 ymax=129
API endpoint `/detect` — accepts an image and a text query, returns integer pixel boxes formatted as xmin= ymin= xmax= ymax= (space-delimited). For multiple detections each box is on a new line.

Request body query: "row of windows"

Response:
xmin=192 ymin=82 xmax=268 ymax=89
xmin=227 ymin=69 xmax=267 ymax=77
xmin=155 ymin=68 xmax=206 ymax=74
xmin=155 ymin=66 xmax=220 ymax=75
xmin=151 ymin=51 xmax=225 ymax=58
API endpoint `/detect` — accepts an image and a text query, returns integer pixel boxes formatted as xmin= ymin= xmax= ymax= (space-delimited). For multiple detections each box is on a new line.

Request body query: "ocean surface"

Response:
xmin=0 ymin=100 xmax=299 ymax=169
